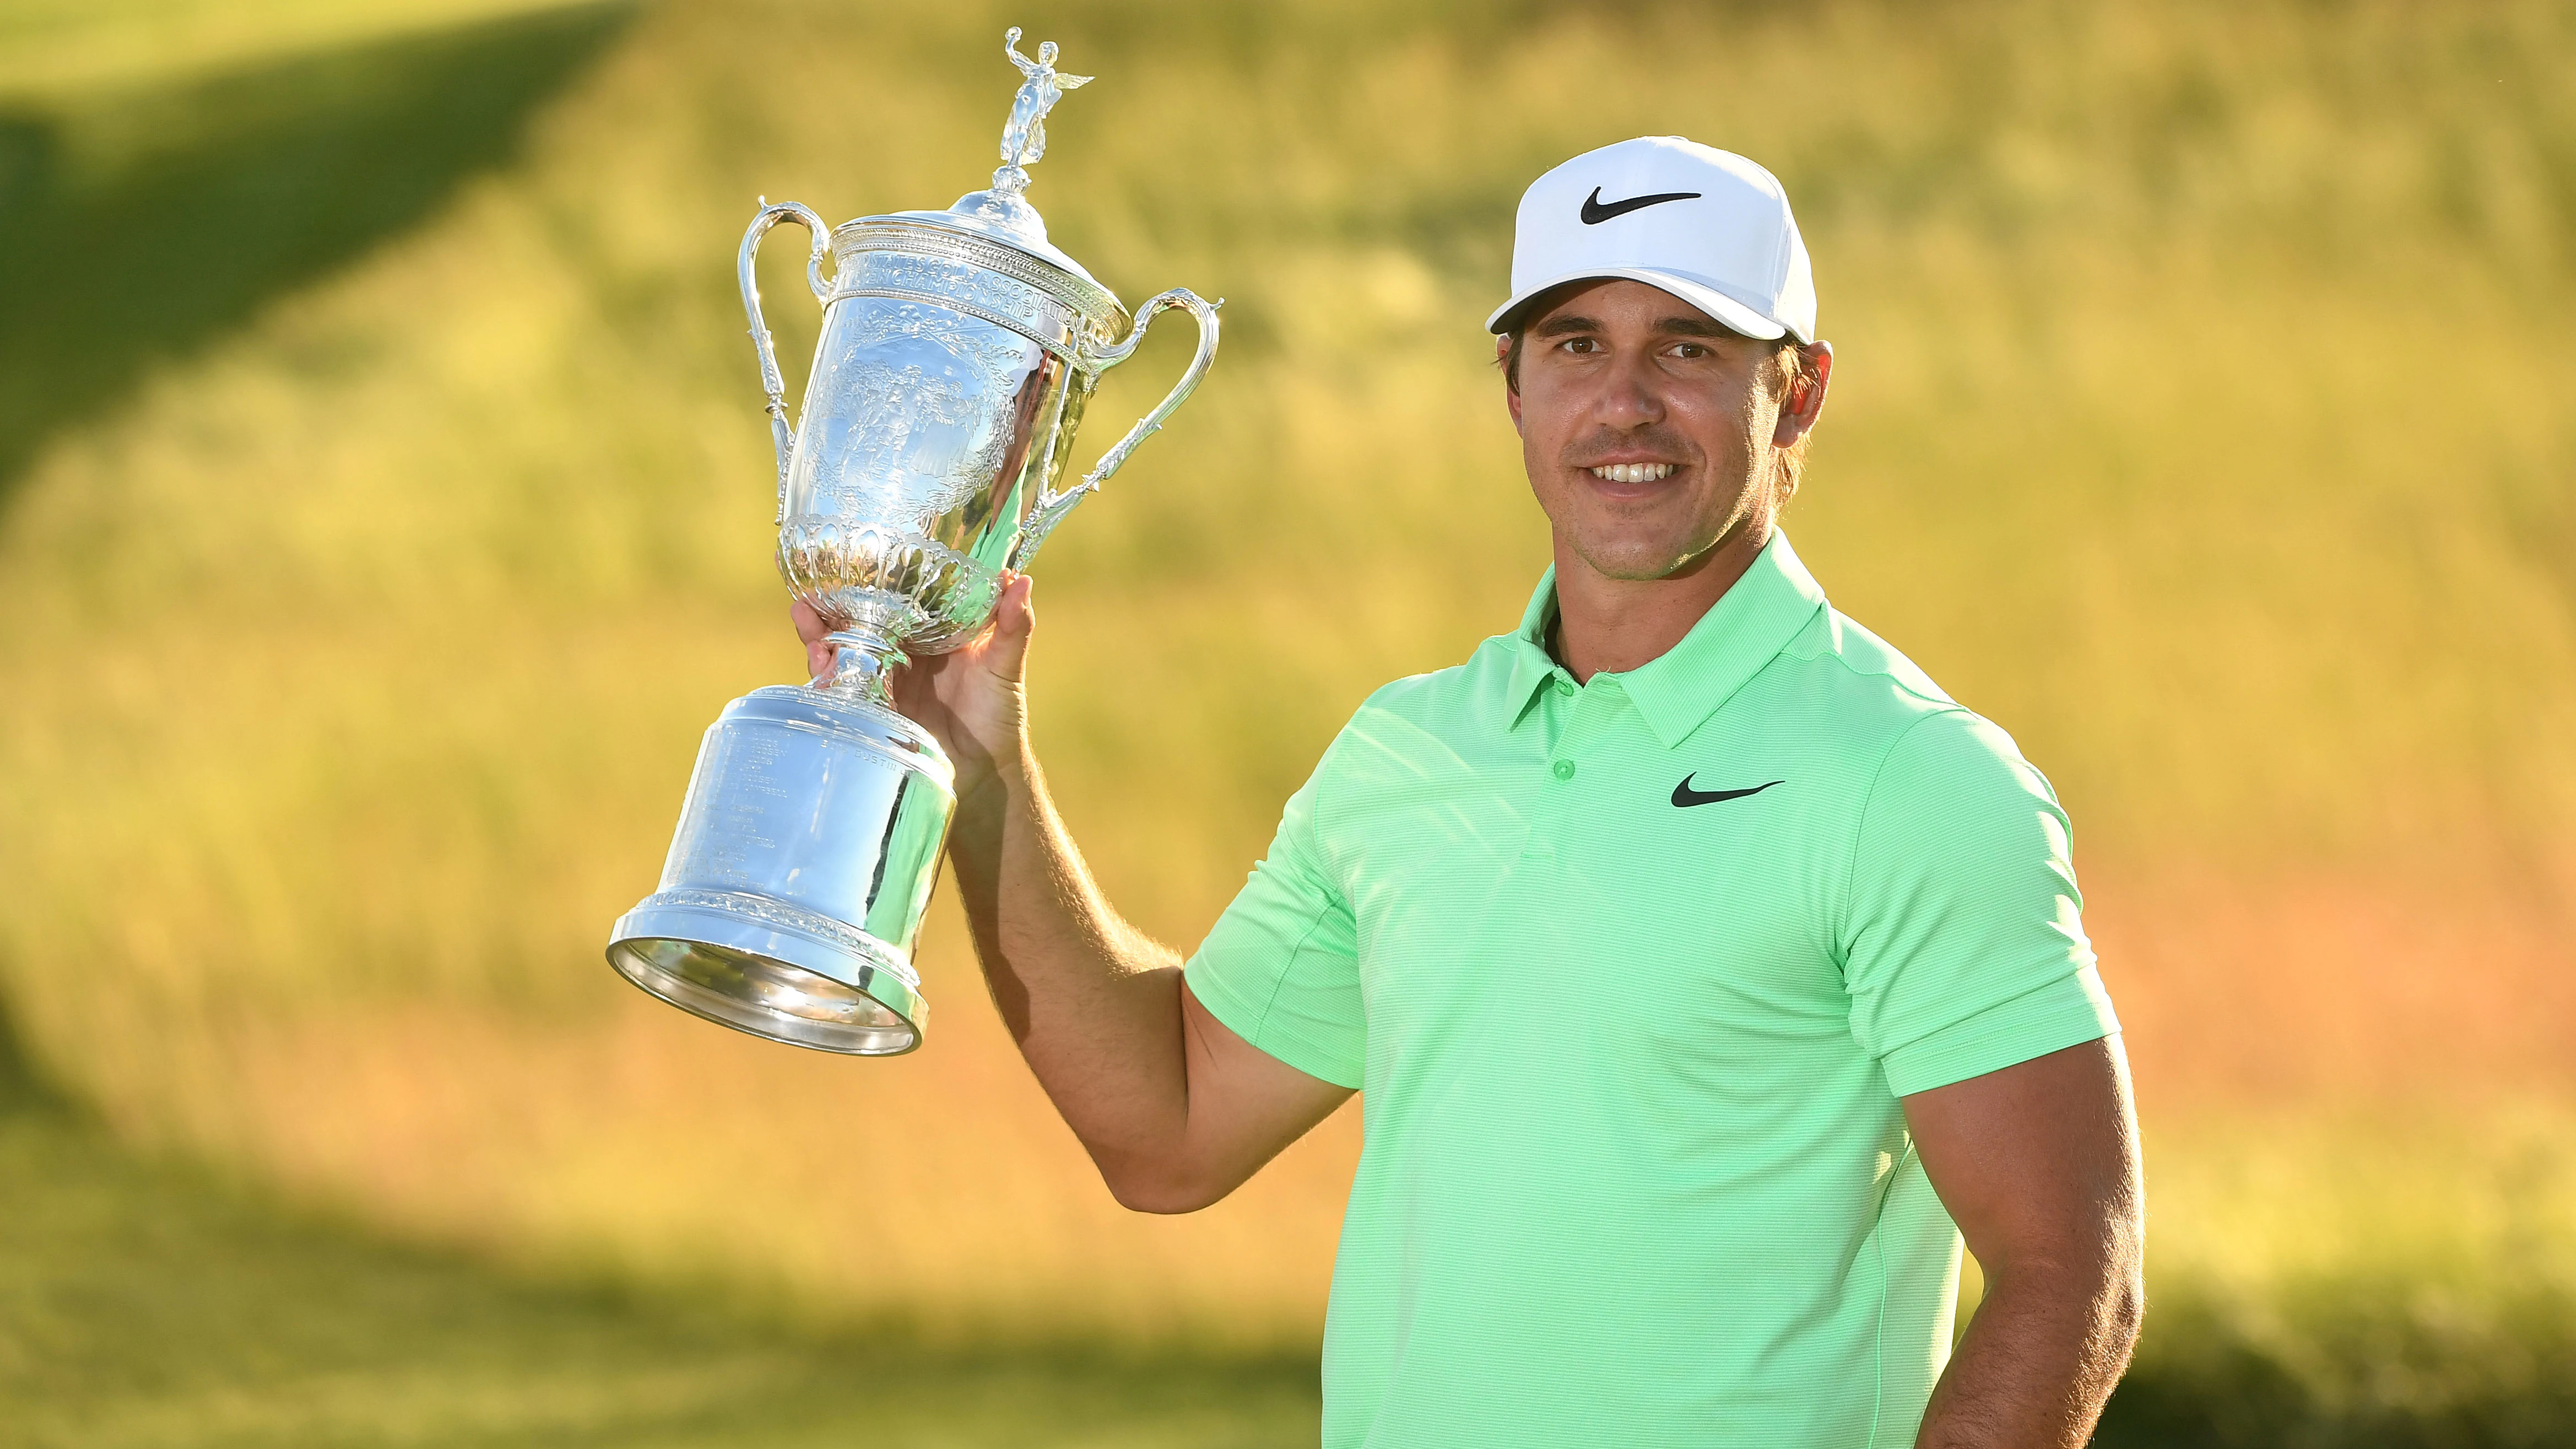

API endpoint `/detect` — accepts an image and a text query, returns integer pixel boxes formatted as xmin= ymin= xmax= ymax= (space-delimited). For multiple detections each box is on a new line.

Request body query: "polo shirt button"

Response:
xmin=1554 ymin=678 xmax=1574 ymax=696
xmin=1551 ymin=759 xmax=1576 ymax=781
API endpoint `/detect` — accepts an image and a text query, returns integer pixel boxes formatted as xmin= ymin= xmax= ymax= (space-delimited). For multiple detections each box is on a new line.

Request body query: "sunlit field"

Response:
xmin=2 ymin=0 xmax=2572 ymax=1442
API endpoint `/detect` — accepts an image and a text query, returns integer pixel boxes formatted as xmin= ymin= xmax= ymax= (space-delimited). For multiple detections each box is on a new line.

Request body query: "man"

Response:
xmin=797 ymin=137 xmax=2144 ymax=1448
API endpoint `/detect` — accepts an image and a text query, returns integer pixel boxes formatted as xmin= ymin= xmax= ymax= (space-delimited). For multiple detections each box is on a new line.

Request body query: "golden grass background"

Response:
xmin=1 ymin=0 xmax=2572 ymax=1408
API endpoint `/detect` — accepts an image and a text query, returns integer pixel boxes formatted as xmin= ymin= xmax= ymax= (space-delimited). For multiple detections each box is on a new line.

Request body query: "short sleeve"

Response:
xmin=1841 ymin=709 xmax=2120 ymax=1097
xmin=1183 ymin=755 xmax=1366 ymax=1090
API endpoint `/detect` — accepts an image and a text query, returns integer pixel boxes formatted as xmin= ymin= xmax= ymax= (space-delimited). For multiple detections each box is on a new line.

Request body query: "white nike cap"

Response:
xmin=1486 ymin=136 xmax=1816 ymax=344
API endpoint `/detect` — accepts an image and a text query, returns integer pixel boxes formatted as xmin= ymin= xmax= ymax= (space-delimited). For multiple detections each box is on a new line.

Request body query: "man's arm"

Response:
xmin=1904 ymin=1035 xmax=2145 ymax=1449
xmin=794 ymin=581 xmax=1351 ymax=1213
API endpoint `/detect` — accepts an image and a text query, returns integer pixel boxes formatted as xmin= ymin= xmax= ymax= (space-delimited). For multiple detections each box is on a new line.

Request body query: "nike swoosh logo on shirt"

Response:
xmin=1672 ymin=776 xmax=1784 ymax=808
xmin=1580 ymin=187 xmax=1703 ymax=224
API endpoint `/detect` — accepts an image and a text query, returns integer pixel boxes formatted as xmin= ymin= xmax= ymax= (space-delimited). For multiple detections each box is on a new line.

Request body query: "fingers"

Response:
xmin=789 ymin=599 xmax=833 ymax=681
xmin=791 ymin=581 xmax=1031 ymax=688
xmin=978 ymin=571 xmax=1037 ymax=684
xmin=995 ymin=571 xmax=1036 ymax=641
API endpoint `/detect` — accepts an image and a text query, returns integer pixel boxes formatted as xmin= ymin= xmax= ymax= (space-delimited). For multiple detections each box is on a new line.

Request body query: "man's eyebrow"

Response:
xmin=1530 ymin=313 xmax=1744 ymax=340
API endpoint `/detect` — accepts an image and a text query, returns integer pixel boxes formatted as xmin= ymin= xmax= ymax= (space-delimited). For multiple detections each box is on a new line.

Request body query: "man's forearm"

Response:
xmin=941 ymin=744 xmax=1197 ymax=1201
xmin=1915 ymin=1256 xmax=2143 ymax=1448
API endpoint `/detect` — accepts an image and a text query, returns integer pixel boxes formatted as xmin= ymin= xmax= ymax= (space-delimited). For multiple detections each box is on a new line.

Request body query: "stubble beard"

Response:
xmin=1553 ymin=451 xmax=1777 ymax=585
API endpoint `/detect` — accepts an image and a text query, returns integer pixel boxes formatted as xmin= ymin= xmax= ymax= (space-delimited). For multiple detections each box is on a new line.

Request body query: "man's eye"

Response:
xmin=1560 ymin=337 xmax=1599 ymax=354
xmin=1672 ymin=343 xmax=1708 ymax=359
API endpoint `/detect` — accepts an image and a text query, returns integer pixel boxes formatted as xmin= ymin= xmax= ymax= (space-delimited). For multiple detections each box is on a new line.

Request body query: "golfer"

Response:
xmin=798 ymin=137 xmax=2144 ymax=1448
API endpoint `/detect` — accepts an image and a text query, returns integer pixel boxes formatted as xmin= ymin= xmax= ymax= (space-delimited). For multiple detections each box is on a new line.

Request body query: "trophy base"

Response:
xmin=609 ymin=891 xmax=928 ymax=1056
xmin=608 ymin=683 xmax=954 ymax=1057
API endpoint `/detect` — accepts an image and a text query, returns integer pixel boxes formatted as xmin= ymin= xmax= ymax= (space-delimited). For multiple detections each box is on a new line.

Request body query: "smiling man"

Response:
xmin=797 ymin=136 xmax=2144 ymax=1448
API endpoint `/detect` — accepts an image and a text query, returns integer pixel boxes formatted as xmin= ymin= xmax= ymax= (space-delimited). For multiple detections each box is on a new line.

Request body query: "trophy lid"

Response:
xmin=868 ymin=198 xmax=1098 ymax=289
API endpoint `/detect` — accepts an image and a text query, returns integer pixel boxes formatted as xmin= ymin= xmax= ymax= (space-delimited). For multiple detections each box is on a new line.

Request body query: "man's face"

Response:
xmin=1505 ymin=279 xmax=1802 ymax=583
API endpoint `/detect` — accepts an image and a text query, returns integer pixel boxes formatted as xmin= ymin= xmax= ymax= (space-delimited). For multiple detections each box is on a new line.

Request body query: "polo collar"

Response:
xmin=1500 ymin=528 xmax=1830 ymax=749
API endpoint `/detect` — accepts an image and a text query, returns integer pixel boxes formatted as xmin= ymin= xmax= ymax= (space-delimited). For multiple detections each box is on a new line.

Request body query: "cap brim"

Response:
xmin=1484 ymin=267 xmax=1799 ymax=343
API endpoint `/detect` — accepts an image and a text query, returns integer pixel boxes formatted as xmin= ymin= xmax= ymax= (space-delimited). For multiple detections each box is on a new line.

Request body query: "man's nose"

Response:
xmin=1593 ymin=352 xmax=1668 ymax=426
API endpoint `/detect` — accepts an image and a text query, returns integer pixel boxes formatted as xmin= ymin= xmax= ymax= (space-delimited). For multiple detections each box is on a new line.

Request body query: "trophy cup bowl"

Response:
xmin=607 ymin=29 xmax=1219 ymax=1054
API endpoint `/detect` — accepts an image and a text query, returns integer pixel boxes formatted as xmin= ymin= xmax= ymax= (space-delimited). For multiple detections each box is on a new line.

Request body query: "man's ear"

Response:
xmin=1772 ymin=340 xmax=1833 ymax=446
xmin=1498 ymin=336 xmax=1524 ymax=432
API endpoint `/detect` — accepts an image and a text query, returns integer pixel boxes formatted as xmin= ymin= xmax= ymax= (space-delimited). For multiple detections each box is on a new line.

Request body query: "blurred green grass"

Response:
xmin=1 ymin=0 xmax=2573 ymax=1443
xmin=2097 ymin=1109 xmax=2576 ymax=1447
xmin=3 ymin=1002 xmax=2566 ymax=1447
xmin=0 ymin=1067 xmax=1320 ymax=1447
xmin=1 ymin=975 xmax=2566 ymax=1448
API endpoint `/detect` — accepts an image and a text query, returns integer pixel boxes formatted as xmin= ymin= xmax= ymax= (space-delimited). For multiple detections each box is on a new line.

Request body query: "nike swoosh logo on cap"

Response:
xmin=1671 ymin=776 xmax=1783 ymax=807
xmin=1579 ymin=186 xmax=1703 ymax=224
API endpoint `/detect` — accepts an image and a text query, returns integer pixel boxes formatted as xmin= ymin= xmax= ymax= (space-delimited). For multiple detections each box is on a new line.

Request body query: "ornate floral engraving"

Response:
xmin=832 ymin=247 xmax=1090 ymax=364
xmin=775 ymin=516 xmax=995 ymax=646
xmin=830 ymin=221 xmax=1126 ymax=350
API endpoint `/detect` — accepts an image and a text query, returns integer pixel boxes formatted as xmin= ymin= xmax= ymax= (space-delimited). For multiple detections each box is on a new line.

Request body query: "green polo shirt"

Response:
xmin=1183 ymin=528 xmax=2118 ymax=1448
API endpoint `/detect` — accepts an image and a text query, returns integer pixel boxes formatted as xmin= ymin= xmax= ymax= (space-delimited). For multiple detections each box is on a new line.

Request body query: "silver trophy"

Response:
xmin=607 ymin=28 xmax=1219 ymax=1055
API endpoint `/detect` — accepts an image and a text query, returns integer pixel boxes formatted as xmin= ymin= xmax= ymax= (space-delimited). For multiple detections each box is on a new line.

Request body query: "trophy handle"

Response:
xmin=739 ymin=198 xmax=835 ymax=523
xmin=1007 ymin=288 xmax=1222 ymax=571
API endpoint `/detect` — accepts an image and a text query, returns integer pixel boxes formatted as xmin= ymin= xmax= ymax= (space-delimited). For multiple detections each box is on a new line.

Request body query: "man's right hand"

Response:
xmin=787 ymin=574 xmax=1350 ymax=1214
xmin=789 ymin=572 xmax=1037 ymax=809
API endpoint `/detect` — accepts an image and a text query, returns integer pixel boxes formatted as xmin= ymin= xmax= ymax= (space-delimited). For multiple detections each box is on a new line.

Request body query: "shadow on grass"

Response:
xmin=0 ymin=988 xmax=57 ymax=1116
xmin=0 ymin=2 xmax=632 ymax=505
xmin=0 ymin=1100 xmax=1321 ymax=1449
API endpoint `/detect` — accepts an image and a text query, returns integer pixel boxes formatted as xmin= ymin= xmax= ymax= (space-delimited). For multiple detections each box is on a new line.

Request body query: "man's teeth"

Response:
xmin=1588 ymin=463 xmax=1676 ymax=483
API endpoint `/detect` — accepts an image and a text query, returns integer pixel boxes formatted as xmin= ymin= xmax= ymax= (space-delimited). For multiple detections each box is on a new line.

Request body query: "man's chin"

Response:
xmin=1567 ymin=543 xmax=1696 ymax=583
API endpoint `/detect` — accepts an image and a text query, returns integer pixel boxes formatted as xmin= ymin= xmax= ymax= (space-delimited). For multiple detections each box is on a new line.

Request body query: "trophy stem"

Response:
xmin=819 ymin=624 xmax=906 ymax=708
